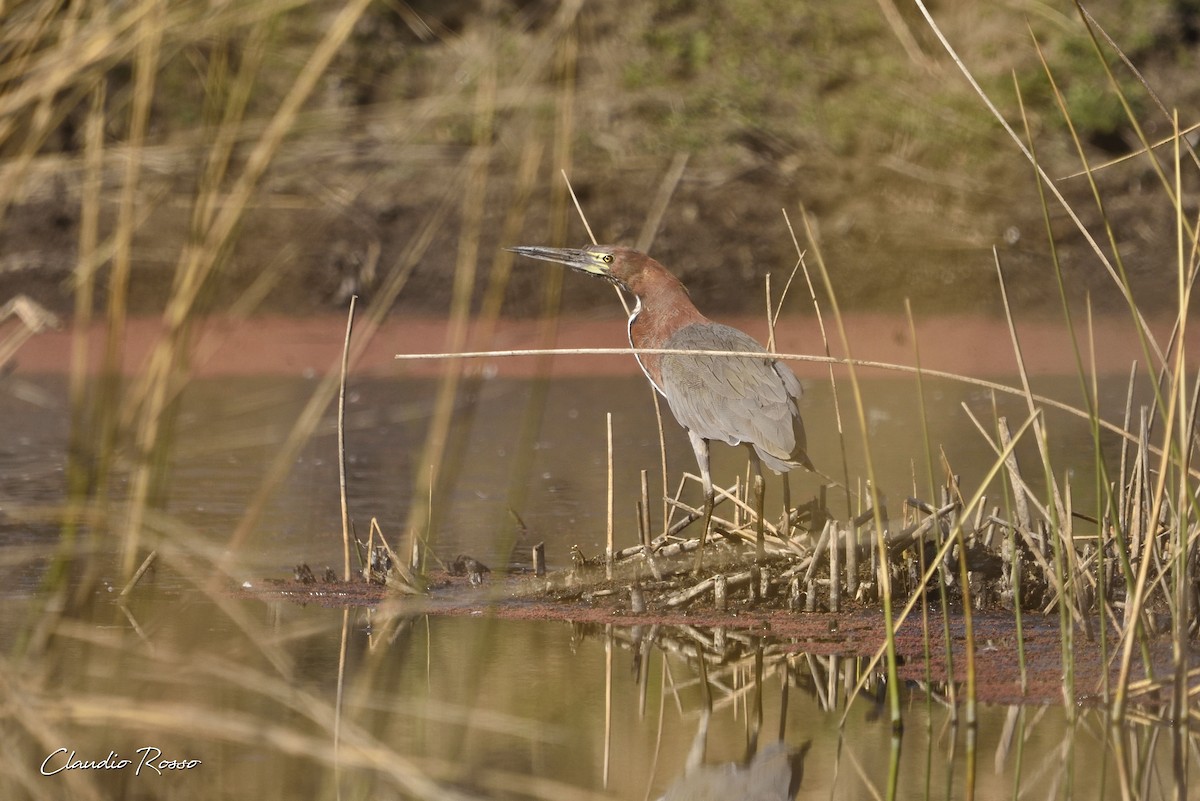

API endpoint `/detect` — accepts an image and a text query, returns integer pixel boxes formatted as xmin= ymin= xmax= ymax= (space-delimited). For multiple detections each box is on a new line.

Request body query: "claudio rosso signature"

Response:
xmin=41 ymin=747 xmax=201 ymax=776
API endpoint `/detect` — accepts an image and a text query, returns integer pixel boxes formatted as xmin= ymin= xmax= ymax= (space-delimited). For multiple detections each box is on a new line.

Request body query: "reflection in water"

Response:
xmin=659 ymin=738 xmax=809 ymax=801
xmin=652 ymin=627 xmax=811 ymax=801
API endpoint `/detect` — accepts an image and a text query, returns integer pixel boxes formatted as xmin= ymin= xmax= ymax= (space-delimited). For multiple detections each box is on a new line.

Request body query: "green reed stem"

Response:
xmin=801 ymin=206 xmax=900 ymax=729
xmin=905 ymin=299 xmax=956 ymax=715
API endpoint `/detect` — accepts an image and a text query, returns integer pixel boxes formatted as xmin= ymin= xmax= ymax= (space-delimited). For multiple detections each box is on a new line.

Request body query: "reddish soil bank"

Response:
xmin=5 ymin=312 xmax=1191 ymax=380
xmin=243 ymin=574 xmax=1184 ymax=709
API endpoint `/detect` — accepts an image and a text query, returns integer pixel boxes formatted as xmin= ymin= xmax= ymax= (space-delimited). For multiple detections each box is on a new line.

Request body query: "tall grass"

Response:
xmin=0 ymin=2 xmax=562 ymax=799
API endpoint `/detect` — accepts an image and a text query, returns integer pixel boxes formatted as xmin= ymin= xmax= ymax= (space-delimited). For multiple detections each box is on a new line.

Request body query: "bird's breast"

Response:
xmin=627 ymin=300 xmax=666 ymax=394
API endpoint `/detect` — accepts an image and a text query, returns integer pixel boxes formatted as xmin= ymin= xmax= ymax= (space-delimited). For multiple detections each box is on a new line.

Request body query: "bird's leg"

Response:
xmin=689 ymin=430 xmax=713 ymax=575
xmin=749 ymin=449 xmax=766 ymax=564
xmin=781 ymin=473 xmax=793 ymax=540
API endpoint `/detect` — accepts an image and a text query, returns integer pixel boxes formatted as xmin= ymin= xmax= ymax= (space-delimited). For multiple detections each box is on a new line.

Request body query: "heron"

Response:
xmin=508 ymin=245 xmax=815 ymax=569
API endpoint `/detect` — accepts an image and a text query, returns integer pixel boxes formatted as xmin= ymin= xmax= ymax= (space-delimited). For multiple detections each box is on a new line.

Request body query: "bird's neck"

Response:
xmin=626 ymin=261 xmax=706 ymax=390
xmin=627 ymin=263 xmax=706 ymax=346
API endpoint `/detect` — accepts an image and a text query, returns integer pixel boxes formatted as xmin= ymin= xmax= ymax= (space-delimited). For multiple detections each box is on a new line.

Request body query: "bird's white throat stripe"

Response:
xmin=627 ymin=297 xmax=666 ymax=396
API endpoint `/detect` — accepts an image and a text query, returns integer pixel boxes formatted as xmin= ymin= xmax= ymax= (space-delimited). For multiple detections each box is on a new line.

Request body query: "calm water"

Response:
xmin=0 ymin=369 xmax=1190 ymax=800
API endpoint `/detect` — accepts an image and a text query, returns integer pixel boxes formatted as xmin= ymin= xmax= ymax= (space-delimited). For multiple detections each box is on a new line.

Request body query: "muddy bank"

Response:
xmin=241 ymin=570 xmax=1170 ymax=709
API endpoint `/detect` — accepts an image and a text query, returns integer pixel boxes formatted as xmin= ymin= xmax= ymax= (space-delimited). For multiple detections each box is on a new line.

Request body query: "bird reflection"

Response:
xmin=657 ymin=648 xmax=810 ymax=801
xmin=657 ymin=724 xmax=810 ymax=801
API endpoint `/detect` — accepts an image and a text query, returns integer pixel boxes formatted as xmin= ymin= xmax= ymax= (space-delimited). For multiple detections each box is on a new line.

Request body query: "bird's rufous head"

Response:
xmin=507 ymin=245 xmax=673 ymax=296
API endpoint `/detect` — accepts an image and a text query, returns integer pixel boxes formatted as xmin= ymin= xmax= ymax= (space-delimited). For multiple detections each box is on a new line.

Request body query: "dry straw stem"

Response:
xmin=1014 ymin=60 xmax=1119 ymax=698
xmin=337 ymin=296 xmax=358 ymax=582
xmin=606 ymin=412 xmax=614 ymax=575
xmin=1070 ymin=4 xmax=1199 ymax=242
xmin=1067 ymin=3 xmax=1200 ymax=175
xmin=105 ymin=2 xmax=163 ymax=577
xmin=783 ymin=208 xmax=852 ymax=522
xmin=1114 ymin=115 xmax=1197 ymax=722
xmin=993 ymin=248 xmax=1081 ymax=699
xmin=394 ymin=345 xmax=1189 ymax=475
xmin=1026 ymin=33 xmax=1186 ymax=431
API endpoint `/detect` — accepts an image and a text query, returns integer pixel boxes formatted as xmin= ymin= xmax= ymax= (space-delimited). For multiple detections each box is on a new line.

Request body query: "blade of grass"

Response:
xmin=799 ymin=204 xmax=901 ymax=730
xmin=911 ymin=0 xmax=1165 ymax=368
xmin=905 ymin=298 xmax=958 ymax=715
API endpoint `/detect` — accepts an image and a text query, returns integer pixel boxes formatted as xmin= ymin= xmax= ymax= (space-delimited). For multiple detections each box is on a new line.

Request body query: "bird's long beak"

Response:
xmin=507 ymin=246 xmax=609 ymax=278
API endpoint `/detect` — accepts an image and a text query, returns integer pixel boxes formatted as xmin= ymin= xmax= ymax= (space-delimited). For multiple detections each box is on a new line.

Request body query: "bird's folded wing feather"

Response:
xmin=659 ymin=324 xmax=801 ymax=461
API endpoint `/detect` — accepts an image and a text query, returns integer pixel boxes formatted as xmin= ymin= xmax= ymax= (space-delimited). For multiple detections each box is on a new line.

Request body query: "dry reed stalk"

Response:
xmin=449 ymin=140 xmax=541 ymax=560
xmin=337 ymin=296 xmax=357 ymax=581
xmin=673 ymin=473 xmax=784 ymax=540
xmin=635 ymin=152 xmax=689 ymax=253
xmin=966 ymin=410 xmax=1066 ymax=600
xmin=1072 ymin=13 xmax=1198 ymax=247
xmin=763 ymin=258 xmax=804 ymax=537
xmin=476 ymin=139 xmax=543 ymax=338
xmin=651 ymin=393 xmax=671 ymax=539
xmin=607 ymin=412 xmax=614 ymax=577
xmin=640 ymin=470 xmax=652 ymax=549
xmin=904 ymin=300 xmax=958 ymax=713
xmin=106 ymin=2 xmax=162 ymax=577
xmin=1014 ymin=72 xmax=1113 ymax=679
xmin=333 ymin=606 xmax=350 ymax=795
xmin=828 ymin=521 xmax=840 ymax=612
xmin=46 ymin=73 xmax=103 ymax=599
xmin=1012 ymin=59 xmax=1189 ymax=709
xmin=1075 ymin=6 xmax=1200 ymax=174
xmin=753 ymin=475 xmax=766 ymax=565
xmin=603 ymin=625 xmax=613 ymax=789
xmin=661 ymin=498 xmax=785 ymax=556
xmin=1115 ymin=331 xmax=1191 ymax=719
xmin=802 ymin=520 xmax=831 ymax=587
xmin=67 ymin=80 xmax=104 ymax=454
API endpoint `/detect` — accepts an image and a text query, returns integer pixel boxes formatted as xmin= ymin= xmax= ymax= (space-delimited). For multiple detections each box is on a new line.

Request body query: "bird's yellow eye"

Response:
xmin=602 ymin=254 xmax=613 ymax=264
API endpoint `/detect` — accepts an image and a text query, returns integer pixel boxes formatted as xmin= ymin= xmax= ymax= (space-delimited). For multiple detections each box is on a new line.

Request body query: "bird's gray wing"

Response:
xmin=658 ymin=323 xmax=805 ymax=469
xmin=771 ymin=358 xmax=811 ymax=469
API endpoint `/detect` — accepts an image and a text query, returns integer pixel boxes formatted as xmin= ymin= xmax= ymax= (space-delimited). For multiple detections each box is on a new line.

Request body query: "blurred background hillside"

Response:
xmin=1 ymin=0 xmax=1197 ymax=318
